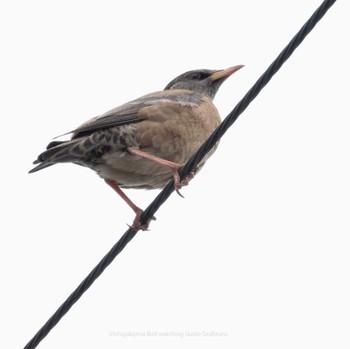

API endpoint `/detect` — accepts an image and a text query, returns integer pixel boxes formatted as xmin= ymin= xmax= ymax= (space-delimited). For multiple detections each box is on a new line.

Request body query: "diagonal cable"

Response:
xmin=23 ymin=1 xmax=337 ymax=348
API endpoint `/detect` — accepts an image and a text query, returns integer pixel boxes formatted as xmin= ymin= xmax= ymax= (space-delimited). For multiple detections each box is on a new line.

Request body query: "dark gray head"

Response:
xmin=164 ymin=65 xmax=244 ymax=100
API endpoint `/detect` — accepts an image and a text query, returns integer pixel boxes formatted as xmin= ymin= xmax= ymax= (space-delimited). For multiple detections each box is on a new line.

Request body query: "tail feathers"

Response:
xmin=29 ymin=162 xmax=56 ymax=173
xmin=29 ymin=138 xmax=83 ymax=174
xmin=46 ymin=140 xmax=67 ymax=150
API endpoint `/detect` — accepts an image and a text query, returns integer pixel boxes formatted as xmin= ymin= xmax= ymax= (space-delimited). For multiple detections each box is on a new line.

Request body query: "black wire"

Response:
xmin=23 ymin=1 xmax=337 ymax=348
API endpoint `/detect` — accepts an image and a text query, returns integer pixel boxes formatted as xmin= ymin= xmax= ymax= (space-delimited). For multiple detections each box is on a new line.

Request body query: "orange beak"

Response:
xmin=210 ymin=64 xmax=244 ymax=81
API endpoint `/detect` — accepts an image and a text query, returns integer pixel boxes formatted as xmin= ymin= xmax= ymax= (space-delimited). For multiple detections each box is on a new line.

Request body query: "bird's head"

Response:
xmin=164 ymin=65 xmax=244 ymax=100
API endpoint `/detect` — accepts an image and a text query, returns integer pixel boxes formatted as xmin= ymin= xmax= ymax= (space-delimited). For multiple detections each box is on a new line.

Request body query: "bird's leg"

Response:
xmin=127 ymin=146 xmax=195 ymax=196
xmin=104 ymin=178 xmax=155 ymax=231
xmin=104 ymin=178 xmax=141 ymax=215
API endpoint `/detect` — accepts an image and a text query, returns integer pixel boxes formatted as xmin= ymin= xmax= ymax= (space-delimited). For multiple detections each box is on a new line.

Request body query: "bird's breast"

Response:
xmin=137 ymin=97 xmax=221 ymax=162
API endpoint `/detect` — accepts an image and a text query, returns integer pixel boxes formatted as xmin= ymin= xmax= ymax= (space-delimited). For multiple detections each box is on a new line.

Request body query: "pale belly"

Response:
xmin=96 ymin=151 xmax=174 ymax=189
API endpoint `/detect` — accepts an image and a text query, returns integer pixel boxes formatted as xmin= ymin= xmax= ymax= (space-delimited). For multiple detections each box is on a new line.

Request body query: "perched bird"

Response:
xmin=29 ymin=65 xmax=244 ymax=230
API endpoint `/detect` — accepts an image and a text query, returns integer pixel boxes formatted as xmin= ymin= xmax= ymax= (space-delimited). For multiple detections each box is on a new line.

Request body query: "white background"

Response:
xmin=1 ymin=1 xmax=349 ymax=348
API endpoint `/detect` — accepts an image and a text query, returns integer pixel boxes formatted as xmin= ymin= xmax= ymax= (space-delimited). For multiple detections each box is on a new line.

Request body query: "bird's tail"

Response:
xmin=29 ymin=162 xmax=57 ymax=173
xmin=29 ymin=139 xmax=82 ymax=174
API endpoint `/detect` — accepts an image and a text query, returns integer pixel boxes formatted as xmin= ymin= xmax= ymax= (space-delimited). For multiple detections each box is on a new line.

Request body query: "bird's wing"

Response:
xmin=67 ymin=90 xmax=202 ymax=139
xmin=29 ymin=90 xmax=206 ymax=174
xmin=68 ymin=101 xmax=146 ymax=139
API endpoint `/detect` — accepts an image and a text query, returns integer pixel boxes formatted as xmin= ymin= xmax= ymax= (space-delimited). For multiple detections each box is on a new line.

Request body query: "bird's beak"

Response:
xmin=210 ymin=65 xmax=244 ymax=81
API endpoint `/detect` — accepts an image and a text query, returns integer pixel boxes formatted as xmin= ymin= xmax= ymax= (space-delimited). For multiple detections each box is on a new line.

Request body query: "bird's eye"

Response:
xmin=190 ymin=72 xmax=202 ymax=80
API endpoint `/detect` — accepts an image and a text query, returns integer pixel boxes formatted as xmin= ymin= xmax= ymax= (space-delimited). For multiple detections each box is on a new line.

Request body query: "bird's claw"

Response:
xmin=128 ymin=209 xmax=156 ymax=231
xmin=173 ymin=166 xmax=199 ymax=198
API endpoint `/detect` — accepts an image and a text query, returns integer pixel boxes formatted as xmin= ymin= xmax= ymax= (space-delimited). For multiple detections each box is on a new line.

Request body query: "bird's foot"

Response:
xmin=128 ymin=208 xmax=156 ymax=231
xmin=172 ymin=165 xmax=200 ymax=198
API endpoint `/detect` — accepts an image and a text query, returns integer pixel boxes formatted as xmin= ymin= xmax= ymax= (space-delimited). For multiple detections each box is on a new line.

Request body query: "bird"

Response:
xmin=29 ymin=65 xmax=244 ymax=230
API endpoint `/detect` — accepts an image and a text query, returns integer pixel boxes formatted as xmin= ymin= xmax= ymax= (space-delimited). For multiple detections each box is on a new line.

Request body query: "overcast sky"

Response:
xmin=1 ymin=1 xmax=349 ymax=348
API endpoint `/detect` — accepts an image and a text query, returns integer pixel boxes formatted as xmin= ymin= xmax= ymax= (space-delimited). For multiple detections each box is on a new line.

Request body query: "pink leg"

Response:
xmin=104 ymin=178 xmax=155 ymax=231
xmin=127 ymin=146 xmax=192 ymax=196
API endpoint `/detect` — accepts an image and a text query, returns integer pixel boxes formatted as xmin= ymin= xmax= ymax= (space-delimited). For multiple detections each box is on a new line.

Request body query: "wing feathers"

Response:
xmin=29 ymin=89 xmax=203 ymax=174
